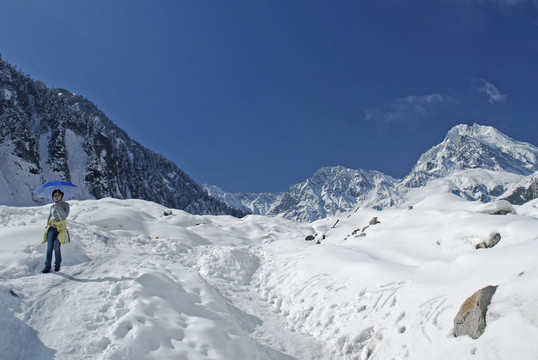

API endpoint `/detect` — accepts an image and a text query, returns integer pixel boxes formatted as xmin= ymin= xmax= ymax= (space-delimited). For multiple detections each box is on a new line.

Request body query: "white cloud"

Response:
xmin=364 ymin=93 xmax=453 ymax=127
xmin=472 ymin=78 xmax=507 ymax=104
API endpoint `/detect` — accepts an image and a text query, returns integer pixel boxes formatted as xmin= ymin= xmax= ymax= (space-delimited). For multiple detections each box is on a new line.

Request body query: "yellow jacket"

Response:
xmin=42 ymin=219 xmax=69 ymax=245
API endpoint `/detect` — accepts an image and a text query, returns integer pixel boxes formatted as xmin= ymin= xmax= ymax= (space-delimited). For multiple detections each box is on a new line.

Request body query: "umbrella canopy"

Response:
xmin=32 ymin=180 xmax=79 ymax=200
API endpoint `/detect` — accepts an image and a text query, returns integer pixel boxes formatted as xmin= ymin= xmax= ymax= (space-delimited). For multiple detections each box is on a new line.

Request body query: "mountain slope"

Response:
xmin=0 ymin=56 xmax=244 ymax=216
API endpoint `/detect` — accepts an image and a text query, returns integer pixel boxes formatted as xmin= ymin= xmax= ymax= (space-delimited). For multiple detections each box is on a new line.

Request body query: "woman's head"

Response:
xmin=52 ymin=189 xmax=64 ymax=200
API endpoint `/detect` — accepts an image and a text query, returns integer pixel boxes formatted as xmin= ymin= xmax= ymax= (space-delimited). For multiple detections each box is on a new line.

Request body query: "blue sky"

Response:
xmin=1 ymin=1 xmax=537 ymax=193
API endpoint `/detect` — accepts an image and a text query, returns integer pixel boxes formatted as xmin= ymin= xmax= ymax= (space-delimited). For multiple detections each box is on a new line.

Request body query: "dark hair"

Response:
xmin=52 ymin=189 xmax=64 ymax=199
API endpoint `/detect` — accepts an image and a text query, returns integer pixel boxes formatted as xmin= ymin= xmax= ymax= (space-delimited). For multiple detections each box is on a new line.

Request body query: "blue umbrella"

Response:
xmin=32 ymin=180 xmax=79 ymax=199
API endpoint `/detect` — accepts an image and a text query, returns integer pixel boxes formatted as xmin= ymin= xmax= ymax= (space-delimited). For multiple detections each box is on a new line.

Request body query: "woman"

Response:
xmin=41 ymin=189 xmax=70 ymax=273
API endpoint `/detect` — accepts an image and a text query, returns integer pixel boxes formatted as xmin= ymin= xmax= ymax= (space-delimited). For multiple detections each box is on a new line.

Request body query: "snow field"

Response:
xmin=251 ymin=194 xmax=538 ymax=359
xmin=1 ymin=195 xmax=538 ymax=359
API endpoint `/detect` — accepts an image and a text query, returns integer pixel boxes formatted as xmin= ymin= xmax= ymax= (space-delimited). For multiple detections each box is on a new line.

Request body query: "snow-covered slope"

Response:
xmin=2 ymin=196 xmax=538 ymax=359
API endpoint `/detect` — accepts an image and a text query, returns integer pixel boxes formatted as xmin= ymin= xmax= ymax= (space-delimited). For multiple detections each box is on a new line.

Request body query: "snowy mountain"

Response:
xmin=2 ymin=195 xmax=538 ymax=359
xmin=400 ymin=124 xmax=538 ymax=188
xmin=207 ymin=166 xmax=400 ymax=222
xmin=397 ymin=124 xmax=538 ymax=204
xmin=212 ymin=124 xmax=538 ymax=222
xmin=0 ymin=56 xmax=244 ymax=216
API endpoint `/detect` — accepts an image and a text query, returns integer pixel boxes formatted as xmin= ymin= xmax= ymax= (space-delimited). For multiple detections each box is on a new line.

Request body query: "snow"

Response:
xmin=0 ymin=144 xmax=43 ymax=207
xmin=65 ymin=129 xmax=90 ymax=200
xmin=1 ymin=87 xmax=13 ymax=100
xmin=1 ymin=195 xmax=538 ymax=359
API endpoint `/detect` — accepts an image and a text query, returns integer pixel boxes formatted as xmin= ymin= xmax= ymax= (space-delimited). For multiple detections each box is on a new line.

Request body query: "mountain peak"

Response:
xmin=446 ymin=123 xmax=526 ymax=150
xmin=401 ymin=124 xmax=538 ymax=189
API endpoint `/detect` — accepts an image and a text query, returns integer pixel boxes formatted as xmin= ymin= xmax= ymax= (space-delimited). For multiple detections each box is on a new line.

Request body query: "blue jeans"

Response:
xmin=44 ymin=227 xmax=62 ymax=270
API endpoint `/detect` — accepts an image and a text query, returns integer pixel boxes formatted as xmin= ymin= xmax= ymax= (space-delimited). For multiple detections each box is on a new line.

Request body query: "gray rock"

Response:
xmin=454 ymin=285 xmax=498 ymax=339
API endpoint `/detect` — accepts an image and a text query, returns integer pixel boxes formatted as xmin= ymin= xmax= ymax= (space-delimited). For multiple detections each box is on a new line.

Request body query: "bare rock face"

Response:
xmin=453 ymin=285 xmax=498 ymax=339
